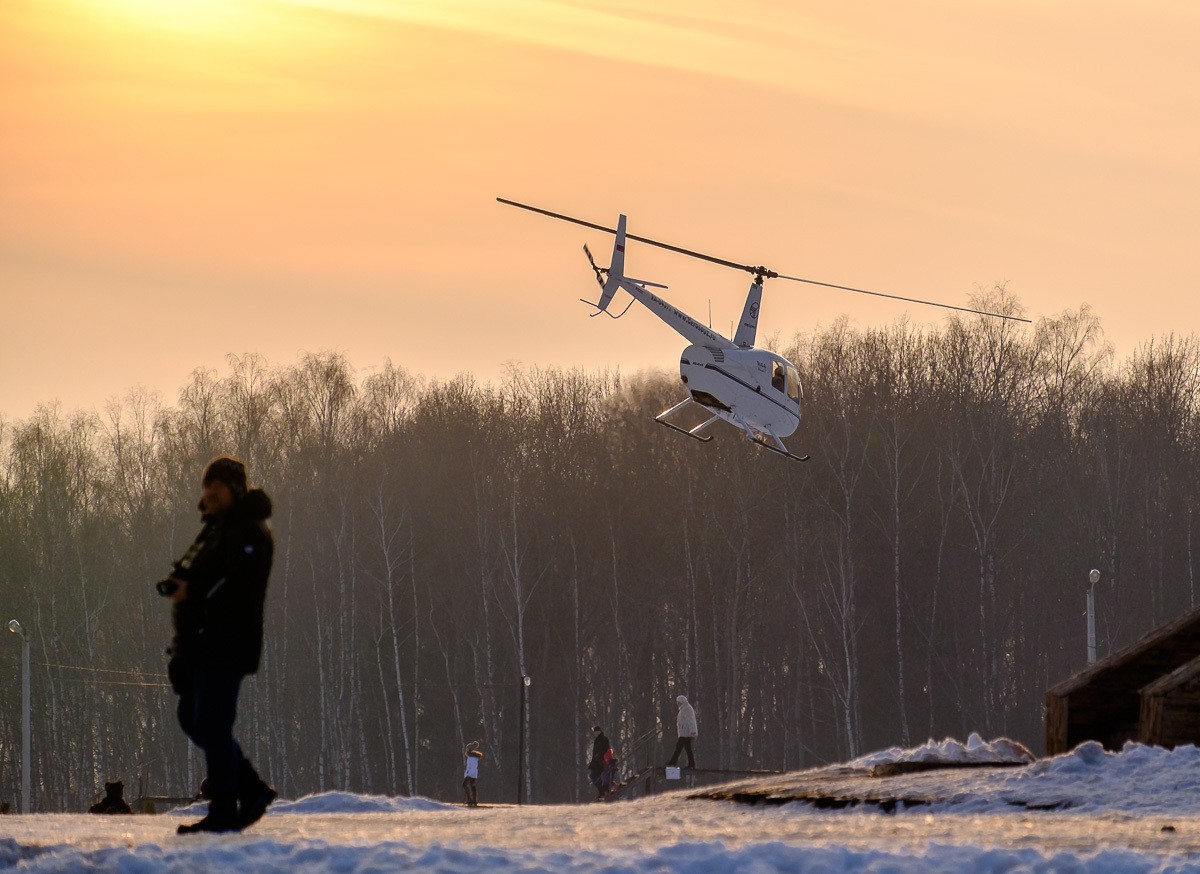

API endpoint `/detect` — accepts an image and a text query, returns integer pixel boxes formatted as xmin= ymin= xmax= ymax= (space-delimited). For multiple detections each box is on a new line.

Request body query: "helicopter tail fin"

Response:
xmin=733 ymin=278 xmax=763 ymax=348
xmin=596 ymin=214 xmax=627 ymax=312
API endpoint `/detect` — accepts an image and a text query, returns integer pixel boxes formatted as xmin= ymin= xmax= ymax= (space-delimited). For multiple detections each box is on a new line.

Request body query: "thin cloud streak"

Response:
xmin=275 ymin=0 xmax=1131 ymax=153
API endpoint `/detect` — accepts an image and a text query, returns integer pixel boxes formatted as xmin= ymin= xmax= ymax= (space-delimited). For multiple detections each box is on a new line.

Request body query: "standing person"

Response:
xmin=587 ymin=726 xmax=610 ymax=801
xmin=158 ymin=456 xmax=276 ymax=834
xmin=463 ymin=742 xmax=483 ymax=807
xmin=666 ymin=695 xmax=697 ymax=769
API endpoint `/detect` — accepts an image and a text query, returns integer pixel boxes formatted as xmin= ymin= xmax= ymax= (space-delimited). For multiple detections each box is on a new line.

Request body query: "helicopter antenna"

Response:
xmin=498 ymin=197 xmax=1031 ymax=324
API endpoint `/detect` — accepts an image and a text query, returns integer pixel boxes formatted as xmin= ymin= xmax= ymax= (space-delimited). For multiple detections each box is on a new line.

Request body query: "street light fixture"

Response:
xmin=7 ymin=619 xmax=30 ymax=813
xmin=1087 ymin=569 xmax=1101 ymax=665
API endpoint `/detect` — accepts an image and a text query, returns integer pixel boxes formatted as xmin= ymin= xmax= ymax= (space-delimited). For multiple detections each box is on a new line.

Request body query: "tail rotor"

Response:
xmin=583 ymin=244 xmax=606 ymax=290
xmin=579 ymin=215 xmax=627 ymax=316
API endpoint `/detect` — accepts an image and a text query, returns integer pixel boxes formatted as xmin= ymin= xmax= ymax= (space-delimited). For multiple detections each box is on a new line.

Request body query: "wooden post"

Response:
xmin=1139 ymin=694 xmax=1163 ymax=745
xmin=1044 ymin=693 xmax=1068 ymax=756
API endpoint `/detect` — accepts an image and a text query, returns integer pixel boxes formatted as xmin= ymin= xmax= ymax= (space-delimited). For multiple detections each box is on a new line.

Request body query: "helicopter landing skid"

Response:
xmin=751 ymin=437 xmax=809 ymax=463
xmin=653 ymin=399 xmax=717 ymax=443
xmin=736 ymin=416 xmax=809 ymax=463
xmin=653 ymin=416 xmax=715 ymax=443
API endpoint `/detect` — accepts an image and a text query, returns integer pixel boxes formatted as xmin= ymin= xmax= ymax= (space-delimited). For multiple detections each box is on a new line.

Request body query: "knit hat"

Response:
xmin=202 ymin=456 xmax=248 ymax=500
xmin=592 ymin=726 xmax=602 ymax=733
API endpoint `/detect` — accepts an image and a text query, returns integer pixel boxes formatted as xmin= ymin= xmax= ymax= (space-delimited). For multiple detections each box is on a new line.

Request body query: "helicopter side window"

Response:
xmin=786 ymin=365 xmax=801 ymax=403
xmin=772 ymin=362 xmax=786 ymax=393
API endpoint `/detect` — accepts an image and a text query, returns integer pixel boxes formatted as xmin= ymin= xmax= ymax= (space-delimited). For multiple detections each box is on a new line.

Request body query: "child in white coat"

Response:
xmin=463 ymin=742 xmax=483 ymax=806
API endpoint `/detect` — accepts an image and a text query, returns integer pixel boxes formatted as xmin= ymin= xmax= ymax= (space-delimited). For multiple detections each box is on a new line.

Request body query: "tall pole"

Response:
xmin=517 ymin=675 xmax=530 ymax=805
xmin=21 ymin=633 xmax=29 ymax=814
xmin=1087 ymin=569 xmax=1100 ymax=665
xmin=8 ymin=620 xmax=30 ymax=813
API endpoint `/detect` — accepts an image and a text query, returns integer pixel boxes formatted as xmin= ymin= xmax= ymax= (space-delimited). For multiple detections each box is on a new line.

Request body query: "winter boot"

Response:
xmin=237 ymin=760 xmax=277 ymax=828
xmin=177 ymin=795 xmax=241 ymax=834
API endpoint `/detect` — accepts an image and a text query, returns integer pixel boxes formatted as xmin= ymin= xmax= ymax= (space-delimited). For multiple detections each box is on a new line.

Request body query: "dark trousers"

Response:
xmin=667 ymin=736 xmax=695 ymax=768
xmin=462 ymin=777 xmax=477 ymax=806
xmin=173 ymin=664 xmax=247 ymax=801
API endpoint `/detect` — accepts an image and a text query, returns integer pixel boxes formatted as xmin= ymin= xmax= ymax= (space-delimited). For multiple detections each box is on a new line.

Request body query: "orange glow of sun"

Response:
xmin=71 ymin=0 xmax=273 ymax=37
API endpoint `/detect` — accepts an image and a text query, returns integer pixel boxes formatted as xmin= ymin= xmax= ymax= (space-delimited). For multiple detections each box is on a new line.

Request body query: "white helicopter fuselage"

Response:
xmin=679 ymin=344 xmax=801 ymax=438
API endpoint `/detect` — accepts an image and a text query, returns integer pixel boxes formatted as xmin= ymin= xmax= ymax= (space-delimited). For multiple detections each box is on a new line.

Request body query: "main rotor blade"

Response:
xmin=774 ymin=273 xmax=1031 ymax=322
xmin=499 ymin=197 xmax=1032 ymax=324
xmin=498 ymin=197 xmax=763 ymax=275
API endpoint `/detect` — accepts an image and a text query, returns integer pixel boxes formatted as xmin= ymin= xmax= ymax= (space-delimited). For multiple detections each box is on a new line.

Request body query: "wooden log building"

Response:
xmin=1138 ymin=654 xmax=1200 ymax=748
xmin=1045 ymin=605 xmax=1200 ymax=755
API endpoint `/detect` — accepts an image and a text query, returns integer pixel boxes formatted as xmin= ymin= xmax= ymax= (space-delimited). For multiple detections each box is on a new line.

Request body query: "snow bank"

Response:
xmin=991 ymin=740 xmax=1200 ymax=814
xmin=850 ymin=732 xmax=1035 ymax=769
xmin=717 ymin=735 xmax=1200 ymax=816
xmin=858 ymin=738 xmax=1200 ymax=814
xmin=268 ymin=791 xmax=451 ymax=815
xmin=171 ymin=791 xmax=451 ymax=818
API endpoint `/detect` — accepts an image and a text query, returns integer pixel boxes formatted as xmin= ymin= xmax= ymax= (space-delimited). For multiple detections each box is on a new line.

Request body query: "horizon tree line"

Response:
xmin=3 ymin=288 xmax=1200 ymax=809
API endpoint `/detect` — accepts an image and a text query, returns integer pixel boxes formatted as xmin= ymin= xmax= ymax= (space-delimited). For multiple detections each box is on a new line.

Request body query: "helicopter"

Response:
xmin=499 ymin=197 xmax=1030 ymax=463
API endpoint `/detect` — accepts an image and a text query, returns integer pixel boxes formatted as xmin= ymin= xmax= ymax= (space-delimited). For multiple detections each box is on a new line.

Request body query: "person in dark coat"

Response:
xmin=587 ymin=726 xmax=610 ymax=801
xmin=88 ymin=780 xmax=132 ymax=814
xmin=159 ymin=456 xmax=276 ymax=834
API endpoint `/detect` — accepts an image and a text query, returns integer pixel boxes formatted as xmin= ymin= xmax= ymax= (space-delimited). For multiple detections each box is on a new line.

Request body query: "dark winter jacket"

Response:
xmin=589 ymin=732 xmax=610 ymax=769
xmin=168 ymin=488 xmax=273 ymax=674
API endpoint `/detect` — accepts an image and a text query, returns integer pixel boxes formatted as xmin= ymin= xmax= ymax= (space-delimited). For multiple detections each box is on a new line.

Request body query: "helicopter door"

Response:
xmin=786 ymin=365 xmax=801 ymax=404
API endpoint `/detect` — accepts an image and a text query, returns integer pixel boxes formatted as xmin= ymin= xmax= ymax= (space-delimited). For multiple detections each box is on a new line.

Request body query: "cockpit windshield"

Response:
xmin=786 ymin=365 xmax=801 ymax=404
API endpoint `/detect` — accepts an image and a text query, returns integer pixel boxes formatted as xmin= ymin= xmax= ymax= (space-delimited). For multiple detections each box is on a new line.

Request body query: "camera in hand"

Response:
xmin=156 ymin=578 xmax=180 ymax=597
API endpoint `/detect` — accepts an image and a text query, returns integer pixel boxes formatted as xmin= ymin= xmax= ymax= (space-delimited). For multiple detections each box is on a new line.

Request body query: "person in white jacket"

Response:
xmin=462 ymin=742 xmax=483 ymax=806
xmin=667 ymin=695 xmax=697 ymax=769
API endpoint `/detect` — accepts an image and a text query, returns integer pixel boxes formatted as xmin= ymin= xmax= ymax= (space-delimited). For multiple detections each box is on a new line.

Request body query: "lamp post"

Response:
xmin=1087 ymin=569 xmax=1100 ymax=664
xmin=517 ymin=674 xmax=531 ymax=805
xmin=7 ymin=620 xmax=30 ymax=813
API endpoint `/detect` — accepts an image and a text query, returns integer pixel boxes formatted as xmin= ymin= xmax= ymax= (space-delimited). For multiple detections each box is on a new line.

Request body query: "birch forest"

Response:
xmin=4 ymin=292 xmax=1200 ymax=809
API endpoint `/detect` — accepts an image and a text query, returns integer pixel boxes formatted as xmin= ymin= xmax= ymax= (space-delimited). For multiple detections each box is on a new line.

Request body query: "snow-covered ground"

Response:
xmin=6 ymin=740 xmax=1200 ymax=871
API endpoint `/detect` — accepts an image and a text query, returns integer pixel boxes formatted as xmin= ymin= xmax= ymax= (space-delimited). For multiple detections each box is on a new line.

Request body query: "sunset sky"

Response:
xmin=3 ymin=0 xmax=1199 ymax=420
